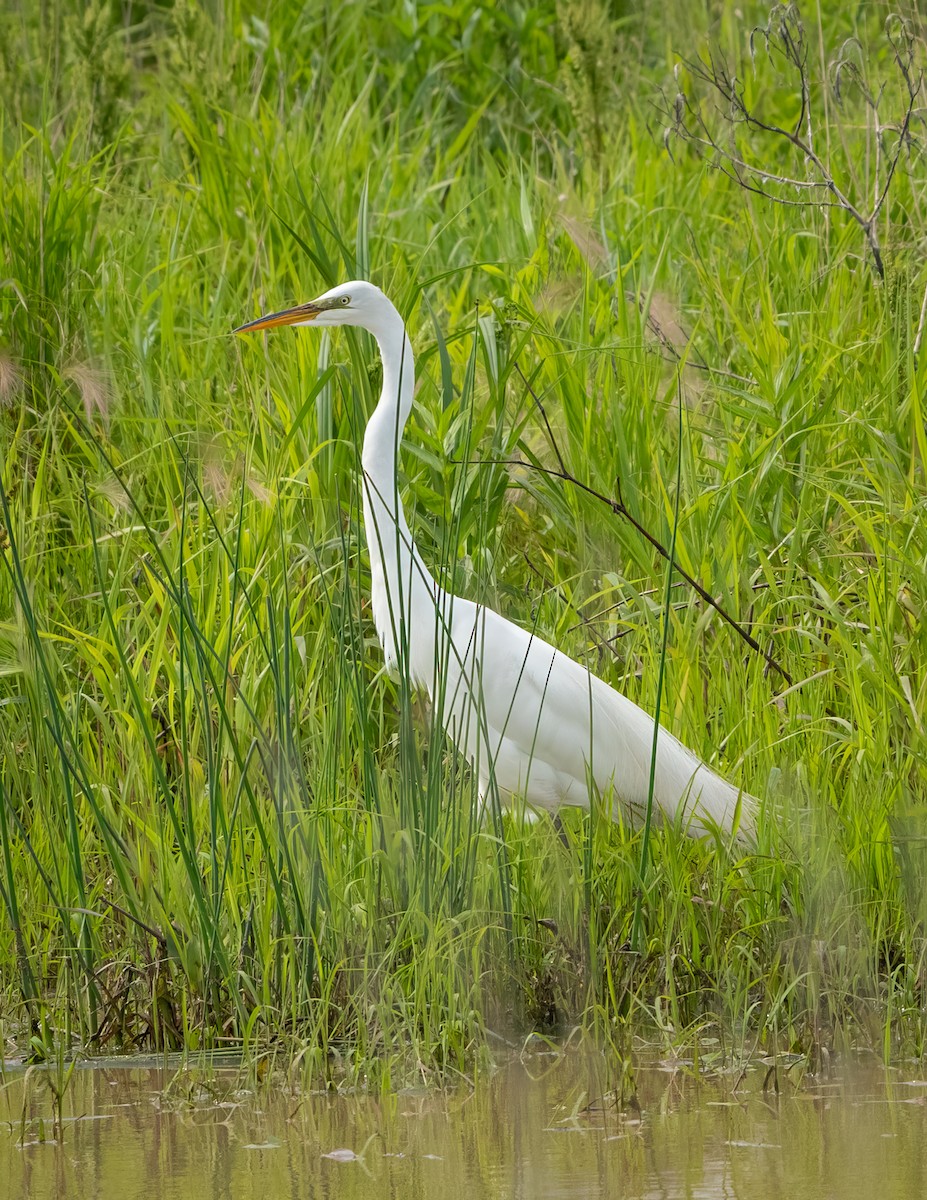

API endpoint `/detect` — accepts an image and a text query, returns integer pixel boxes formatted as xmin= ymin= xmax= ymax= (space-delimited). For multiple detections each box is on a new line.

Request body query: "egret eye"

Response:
xmin=340 ymin=295 xmax=350 ymax=305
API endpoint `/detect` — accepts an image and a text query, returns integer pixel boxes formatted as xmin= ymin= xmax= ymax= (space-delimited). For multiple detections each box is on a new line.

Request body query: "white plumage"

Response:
xmin=238 ymin=281 xmax=755 ymax=838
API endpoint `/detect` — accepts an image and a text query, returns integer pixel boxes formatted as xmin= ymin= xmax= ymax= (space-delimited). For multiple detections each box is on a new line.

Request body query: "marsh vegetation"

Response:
xmin=1 ymin=0 xmax=926 ymax=1083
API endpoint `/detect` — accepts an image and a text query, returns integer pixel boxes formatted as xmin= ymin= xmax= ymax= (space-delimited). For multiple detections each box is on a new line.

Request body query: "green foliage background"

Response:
xmin=1 ymin=0 xmax=926 ymax=1080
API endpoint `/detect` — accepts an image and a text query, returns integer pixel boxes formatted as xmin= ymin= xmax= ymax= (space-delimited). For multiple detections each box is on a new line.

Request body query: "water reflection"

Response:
xmin=2 ymin=1052 xmax=926 ymax=1199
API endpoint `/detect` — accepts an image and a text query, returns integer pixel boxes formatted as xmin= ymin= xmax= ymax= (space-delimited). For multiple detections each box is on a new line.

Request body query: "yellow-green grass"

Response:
xmin=1 ymin=0 xmax=925 ymax=1083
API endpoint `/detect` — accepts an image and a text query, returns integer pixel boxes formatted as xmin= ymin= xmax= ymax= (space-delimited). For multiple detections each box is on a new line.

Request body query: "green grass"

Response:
xmin=1 ymin=0 xmax=926 ymax=1084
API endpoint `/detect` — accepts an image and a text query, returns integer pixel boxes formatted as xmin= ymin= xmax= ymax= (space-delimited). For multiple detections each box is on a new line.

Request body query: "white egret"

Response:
xmin=236 ymin=281 xmax=754 ymax=838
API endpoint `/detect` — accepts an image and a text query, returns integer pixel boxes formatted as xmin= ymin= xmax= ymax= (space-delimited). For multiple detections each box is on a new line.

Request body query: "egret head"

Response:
xmin=235 ymin=280 xmax=395 ymax=337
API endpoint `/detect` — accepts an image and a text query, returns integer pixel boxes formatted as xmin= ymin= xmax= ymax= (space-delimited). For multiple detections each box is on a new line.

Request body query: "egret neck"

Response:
xmin=359 ymin=308 xmax=443 ymax=688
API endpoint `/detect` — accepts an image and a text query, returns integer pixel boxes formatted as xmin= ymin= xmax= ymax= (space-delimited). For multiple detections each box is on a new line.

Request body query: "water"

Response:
xmin=2 ymin=1051 xmax=926 ymax=1198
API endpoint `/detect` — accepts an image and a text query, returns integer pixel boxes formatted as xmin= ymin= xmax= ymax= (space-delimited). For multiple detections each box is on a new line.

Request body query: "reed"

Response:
xmin=1 ymin=0 xmax=925 ymax=1081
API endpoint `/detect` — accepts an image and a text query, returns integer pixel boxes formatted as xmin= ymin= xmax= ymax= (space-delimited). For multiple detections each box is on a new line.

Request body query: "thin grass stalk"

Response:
xmin=630 ymin=377 xmax=685 ymax=953
xmin=0 ymin=482 xmax=102 ymax=1028
xmin=0 ymin=777 xmax=39 ymax=1019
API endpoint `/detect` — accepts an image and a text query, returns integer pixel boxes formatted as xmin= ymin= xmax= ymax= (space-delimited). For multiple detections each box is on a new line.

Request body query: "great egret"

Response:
xmin=236 ymin=281 xmax=754 ymax=838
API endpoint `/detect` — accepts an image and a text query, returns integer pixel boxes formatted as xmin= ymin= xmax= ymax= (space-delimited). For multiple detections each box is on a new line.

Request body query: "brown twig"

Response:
xmin=662 ymin=4 xmax=926 ymax=281
xmin=508 ymin=456 xmax=793 ymax=687
xmin=497 ymin=358 xmax=793 ymax=685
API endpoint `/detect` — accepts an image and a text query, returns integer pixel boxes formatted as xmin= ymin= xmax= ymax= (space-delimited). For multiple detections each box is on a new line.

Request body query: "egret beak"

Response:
xmin=233 ymin=301 xmax=322 ymax=334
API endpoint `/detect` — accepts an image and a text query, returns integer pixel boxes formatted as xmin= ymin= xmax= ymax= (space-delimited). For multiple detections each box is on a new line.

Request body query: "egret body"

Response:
xmin=237 ymin=281 xmax=754 ymax=838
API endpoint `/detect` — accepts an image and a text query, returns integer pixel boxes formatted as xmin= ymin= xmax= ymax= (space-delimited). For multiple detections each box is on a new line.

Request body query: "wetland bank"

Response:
xmin=2 ymin=0 xmax=927 ymax=1120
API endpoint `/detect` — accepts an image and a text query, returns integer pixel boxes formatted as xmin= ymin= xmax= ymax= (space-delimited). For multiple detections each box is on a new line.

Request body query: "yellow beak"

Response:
xmin=234 ymin=302 xmax=322 ymax=334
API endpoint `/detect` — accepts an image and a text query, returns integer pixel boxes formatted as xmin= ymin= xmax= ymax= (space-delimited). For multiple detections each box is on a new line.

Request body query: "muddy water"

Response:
xmin=2 ymin=1052 xmax=926 ymax=1199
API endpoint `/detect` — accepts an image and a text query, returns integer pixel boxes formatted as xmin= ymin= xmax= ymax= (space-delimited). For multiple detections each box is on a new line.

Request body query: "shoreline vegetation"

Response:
xmin=1 ymin=0 xmax=926 ymax=1084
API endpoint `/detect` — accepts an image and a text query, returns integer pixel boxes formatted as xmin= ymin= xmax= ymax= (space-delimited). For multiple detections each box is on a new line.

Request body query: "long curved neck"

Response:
xmin=361 ymin=310 xmax=441 ymax=684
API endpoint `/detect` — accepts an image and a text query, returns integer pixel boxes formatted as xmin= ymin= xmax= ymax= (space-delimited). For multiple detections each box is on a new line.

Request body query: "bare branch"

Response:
xmin=661 ymin=3 xmax=927 ymax=282
xmin=507 ymin=454 xmax=793 ymax=688
xmin=496 ymin=359 xmax=795 ymax=687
